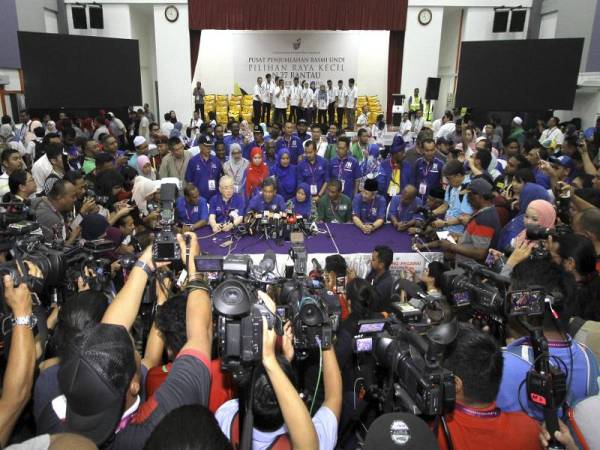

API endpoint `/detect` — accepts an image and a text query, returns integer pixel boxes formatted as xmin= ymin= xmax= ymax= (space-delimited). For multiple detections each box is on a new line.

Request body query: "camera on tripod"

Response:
xmin=152 ymin=183 xmax=181 ymax=262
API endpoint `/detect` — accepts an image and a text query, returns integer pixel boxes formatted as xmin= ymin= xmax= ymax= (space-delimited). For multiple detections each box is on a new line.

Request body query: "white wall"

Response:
xmin=153 ymin=3 xmax=191 ymax=125
xmin=555 ymin=91 xmax=600 ymax=129
xmin=195 ymin=30 xmax=390 ymax=111
xmin=461 ymin=7 xmax=529 ymax=42
xmin=15 ymin=0 xmax=59 ymax=32
xmin=437 ymin=8 xmax=462 ymax=113
xmin=130 ymin=4 xmax=157 ymax=115
xmin=400 ymin=6 xmax=444 ymax=99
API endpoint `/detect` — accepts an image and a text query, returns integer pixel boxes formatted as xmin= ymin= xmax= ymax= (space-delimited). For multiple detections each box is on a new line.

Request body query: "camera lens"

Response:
xmin=299 ymin=297 xmax=324 ymax=326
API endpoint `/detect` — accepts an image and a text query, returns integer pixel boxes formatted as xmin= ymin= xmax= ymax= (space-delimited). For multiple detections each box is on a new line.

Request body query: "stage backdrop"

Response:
xmin=195 ymin=30 xmax=389 ymax=109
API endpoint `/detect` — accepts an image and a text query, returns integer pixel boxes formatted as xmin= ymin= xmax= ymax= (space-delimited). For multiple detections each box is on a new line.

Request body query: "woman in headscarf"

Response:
xmin=131 ymin=175 xmax=158 ymax=215
xmin=245 ymin=147 xmax=269 ymax=198
xmin=292 ymin=183 xmax=312 ymax=217
xmin=137 ymin=155 xmax=157 ymax=180
xmin=271 ymin=148 xmax=298 ymax=201
xmin=497 ymin=182 xmax=551 ymax=251
xmin=240 ymin=120 xmax=253 ymax=143
xmin=224 ymin=143 xmax=249 ymax=196
xmin=512 ymin=199 xmax=556 ymax=247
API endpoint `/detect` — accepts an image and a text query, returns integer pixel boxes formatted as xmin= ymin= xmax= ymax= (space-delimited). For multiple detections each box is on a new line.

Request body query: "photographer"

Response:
xmin=437 ymin=323 xmax=541 ymax=450
xmin=215 ymin=292 xmax=342 ymax=450
xmin=572 ymin=207 xmax=600 ymax=270
xmin=324 ymin=254 xmax=350 ymax=319
xmin=0 ymin=277 xmax=36 ymax=448
xmin=31 ymin=179 xmax=79 ymax=243
xmin=497 ymin=257 xmax=600 ymax=419
xmin=35 ymin=234 xmax=213 ymax=447
xmin=366 ymin=245 xmax=394 ymax=312
xmin=436 ymin=178 xmax=501 ymax=262
xmin=6 ymin=169 xmax=36 ymax=203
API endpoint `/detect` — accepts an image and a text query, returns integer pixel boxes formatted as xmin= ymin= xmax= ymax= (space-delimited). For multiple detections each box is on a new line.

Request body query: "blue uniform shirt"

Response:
xmin=208 ymin=193 xmax=245 ymax=223
xmin=176 ymin=196 xmax=208 ymax=225
xmin=276 ymin=135 xmax=304 ymax=164
xmin=444 ymin=184 xmax=473 ymax=233
xmin=185 ymin=154 xmax=222 ymax=201
xmin=413 ymin=157 xmax=444 ymax=197
xmin=329 ymin=156 xmax=361 ymax=198
xmin=246 ymin=193 xmax=287 ymax=214
xmin=377 ymin=157 xmax=413 ymax=198
xmin=387 ymin=196 xmax=423 ymax=223
xmin=298 ymin=156 xmax=329 ymax=195
xmin=352 ymin=193 xmax=387 ymax=223
xmin=223 ymin=134 xmax=245 ymax=159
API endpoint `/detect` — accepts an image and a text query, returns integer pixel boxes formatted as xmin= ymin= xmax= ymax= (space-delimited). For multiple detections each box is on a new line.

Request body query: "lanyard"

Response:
xmin=454 ymin=403 xmax=500 ymax=418
xmin=198 ymin=156 xmax=213 ymax=175
xmin=329 ymin=199 xmax=342 ymax=221
xmin=338 ymin=158 xmax=348 ymax=179
xmin=306 ymin=160 xmax=319 ymax=183
xmin=421 ymin=159 xmax=434 ymax=177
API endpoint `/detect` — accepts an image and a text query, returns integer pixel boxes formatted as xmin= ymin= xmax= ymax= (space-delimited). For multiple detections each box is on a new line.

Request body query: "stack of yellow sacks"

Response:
xmin=216 ymin=95 xmax=229 ymax=125
xmin=229 ymin=95 xmax=242 ymax=122
xmin=242 ymin=95 xmax=253 ymax=123
xmin=367 ymin=95 xmax=382 ymax=125
xmin=204 ymin=95 xmax=216 ymax=117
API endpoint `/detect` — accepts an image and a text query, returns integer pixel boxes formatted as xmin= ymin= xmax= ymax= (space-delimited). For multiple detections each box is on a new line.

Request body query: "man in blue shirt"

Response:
xmin=329 ymin=136 xmax=361 ymax=198
xmin=497 ymin=258 xmax=600 ymax=420
xmin=387 ymin=185 xmax=424 ymax=232
xmin=243 ymin=125 xmax=266 ymax=160
xmin=224 ymin=121 xmax=244 ymax=159
xmin=185 ymin=135 xmax=222 ymax=201
xmin=176 ymin=184 xmax=208 ymax=231
xmin=208 ymin=175 xmax=245 ymax=233
xmin=245 ymin=178 xmax=286 ymax=214
xmin=377 ymin=139 xmax=412 ymax=200
xmin=413 ymin=137 xmax=444 ymax=198
xmin=276 ymin=121 xmax=304 ymax=164
xmin=431 ymin=159 xmax=473 ymax=234
xmin=352 ymin=178 xmax=386 ymax=234
xmin=298 ymin=140 xmax=329 ymax=202
xmin=294 ymin=118 xmax=311 ymax=143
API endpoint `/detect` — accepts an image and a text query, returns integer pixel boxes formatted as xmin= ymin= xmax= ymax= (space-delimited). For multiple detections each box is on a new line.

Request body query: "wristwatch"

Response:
xmin=12 ymin=314 xmax=38 ymax=329
xmin=134 ymin=260 xmax=155 ymax=277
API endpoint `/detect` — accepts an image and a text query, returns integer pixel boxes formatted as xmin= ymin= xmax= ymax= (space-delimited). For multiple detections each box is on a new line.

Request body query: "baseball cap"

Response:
xmin=133 ymin=136 xmax=146 ymax=148
xmin=253 ymin=124 xmax=264 ymax=134
xmin=58 ymin=323 xmax=136 ymax=445
xmin=390 ymin=135 xmax=406 ymax=153
xmin=364 ymin=413 xmax=439 ymax=450
xmin=475 ymin=136 xmax=488 ymax=144
xmin=549 ymin=154 xmax=573 ymax=169
xmin=513 ymin=116 xmax=523 ymax=126
xmin=198 ymin=134 xmax=214 ymax=146
xmin=468 ymin=178 xmax=493 ymax=196
xmin=298 ymin=118 xmax=308 ymax=125
xmin=364 ymin=177 xmax=378 ymax=192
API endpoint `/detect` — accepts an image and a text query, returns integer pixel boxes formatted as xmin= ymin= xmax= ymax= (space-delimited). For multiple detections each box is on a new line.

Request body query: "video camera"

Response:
xmin=152 ymin=183 xmax=180 ymax=262
xmin=352 ymin=317 xmax=458 ymax=416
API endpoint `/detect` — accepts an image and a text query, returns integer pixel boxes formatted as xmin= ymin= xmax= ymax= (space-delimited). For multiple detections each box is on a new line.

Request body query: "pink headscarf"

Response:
xmin=137 ymin=155 xmax=151 ymax=172
xmin=514 ymin=199 xmax=556 ymax=246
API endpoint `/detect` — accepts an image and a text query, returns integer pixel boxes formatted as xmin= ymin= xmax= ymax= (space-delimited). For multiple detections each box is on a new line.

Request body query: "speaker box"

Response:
xmin=89 ymin=6 xmax=104 ymax=29
xmin=425 ymin=78 xmax=441 ymax=100
xmin=493 ymin=10 xmax=509 ymax=32
xmin=72 ymin=6 xmax=87 ymax=29
xmin=510 ymin=9 xmax=527 ymax=32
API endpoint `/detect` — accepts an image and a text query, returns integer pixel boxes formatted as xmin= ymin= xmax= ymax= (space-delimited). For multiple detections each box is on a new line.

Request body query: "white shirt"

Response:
xmin=0 ymin=173 xmax=9 ymax=197
xmin=274 ymin=86 xmax=289 ymax=109
xmin=316 ymin=90 xmax=329 ymax=110
xmin=401 ymin=119 xmax=412 ymax=137
xmin=327 ymin=88 xmax=335 ymax=104
xmin=262 ymin=82 xmax=274 ymax=103
xmin=301 ymin=88 xmax=314 ymax=108
xmin=539 ymin=126 xmax=565 ymax=147
xmin=92 ymin=125 xmax=109 ymax=141
xmin=335 ymin=87 xmax=347 ymax=108
xmin=435 ymin=121 xmax=456 ymax=140
xmin=308 ymin=137 xmax=328 ymax=158
xmin=253 ymin=83 xmax=263 ymax=102
xmin=432 ymin=118 xmax=442 ymax=133
xmin=371 ymin=124 xmax=387 ymax=144
xmin=25 ymin=138 xmax=42 ymax=157
xmin=346 ymin=85 xmax=358 ymax=109
xmin=161 ymin=121 xmax=174 ymax=137
xmin=289 ymin=84 xmax=302 ymax=106
xmin=357 ymin=113 xmax=368 ymax=128
xmin=412 ymin=116 xmax=425 ymax=134
xmin=32 ymin=154 xmax=53 ymax=194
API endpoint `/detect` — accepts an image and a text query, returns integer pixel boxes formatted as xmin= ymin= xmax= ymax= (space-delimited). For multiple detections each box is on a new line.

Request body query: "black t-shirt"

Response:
xmin=367 ymin=270 xmax=394 ymax=312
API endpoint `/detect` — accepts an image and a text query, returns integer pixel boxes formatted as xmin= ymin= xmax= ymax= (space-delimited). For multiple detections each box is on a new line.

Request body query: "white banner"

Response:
xmin=232 ymin=31 xmax=359 ymax=93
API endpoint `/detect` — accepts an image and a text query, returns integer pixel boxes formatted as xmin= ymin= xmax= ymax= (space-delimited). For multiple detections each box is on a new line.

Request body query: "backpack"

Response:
xmin=230 ymin=412 xmax=291 ymax=450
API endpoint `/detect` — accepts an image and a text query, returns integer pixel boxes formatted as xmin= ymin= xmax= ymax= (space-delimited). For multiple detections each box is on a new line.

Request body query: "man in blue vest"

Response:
xmin=413 ymin=137 xmax=444 ymax=199
xmin=276 ymin=120 xmax=304 ymax=164
xmin=245 ymin=178 xmax=286 ymax=214
xmin=377 ymin=137 xmax=412 ymax=200
xmin=185 ymin=135 xmax=222 ymax=201
xmin=329 ymin=136 xmax=361 ymax=199
xmin=298 ymin=140 xmax=329 ymax=202
xmin=176 ymin=184 xmax=209 ymax=232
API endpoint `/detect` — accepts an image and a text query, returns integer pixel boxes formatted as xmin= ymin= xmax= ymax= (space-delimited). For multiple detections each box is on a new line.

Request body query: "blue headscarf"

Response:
xmin=497 ymin=182 xmax=551 ymax=251
xmin=271 ymin=148 xmax=297 ymax=201
xmin=292 ymin=183 xmax=312 ymax=217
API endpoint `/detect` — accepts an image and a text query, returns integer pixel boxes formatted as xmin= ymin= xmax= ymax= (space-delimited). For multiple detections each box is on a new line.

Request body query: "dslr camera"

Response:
xmin=152 ymin=183 xmax=181 ymax=262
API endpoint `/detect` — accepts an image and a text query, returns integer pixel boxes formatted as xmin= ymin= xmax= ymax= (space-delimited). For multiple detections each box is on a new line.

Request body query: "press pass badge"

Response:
xmin=208 ymin=179 xmax=216 ymax=191
xmin=340 ymin=180 xmax=345 ymax=192
xmin=389 ymin=185 xmax=399 ymax=196
xmin=310 ymin=184 xmax=318 ymax=195
xmin=419 ymin=182 xmax=427 ymax=196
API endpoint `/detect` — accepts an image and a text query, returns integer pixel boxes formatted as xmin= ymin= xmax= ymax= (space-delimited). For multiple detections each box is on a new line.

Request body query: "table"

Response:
xmin=197 ymin=224 xmax=441 ymax=278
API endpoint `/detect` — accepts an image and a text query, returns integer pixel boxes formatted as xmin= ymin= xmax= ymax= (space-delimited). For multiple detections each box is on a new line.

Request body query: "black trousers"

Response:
xmin=253 ymin=100 xmax=262 ymax=124
xmin=328 ymin=102 xmax=336 ymax=126
xmin=261 ymin=103 xmax=272 ymax=124
xmin=337 ymin=107 xmax=345 ymax=129
xmin=274 ymin=108 xmax=286 ymax=125
xmin=317 ymin=109 xmax=327 ymax=126
xmin=289 ymin=105 xmax=299 ymax=123
xmin=303 ymin=107 xmax=313 ymax=125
